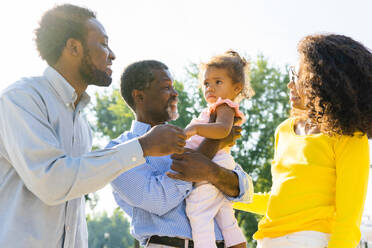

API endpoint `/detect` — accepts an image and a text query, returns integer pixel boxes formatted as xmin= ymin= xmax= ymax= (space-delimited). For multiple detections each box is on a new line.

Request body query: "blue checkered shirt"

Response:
xmin=108 ymin=120 xmax=252 ymax=245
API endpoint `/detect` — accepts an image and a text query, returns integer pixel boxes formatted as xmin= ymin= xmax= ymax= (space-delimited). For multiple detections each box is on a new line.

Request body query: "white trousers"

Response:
xmin=186 ymin=155 xmax=246 ymax=248
xmin=257 ymin=231 xmax=330 ymax=248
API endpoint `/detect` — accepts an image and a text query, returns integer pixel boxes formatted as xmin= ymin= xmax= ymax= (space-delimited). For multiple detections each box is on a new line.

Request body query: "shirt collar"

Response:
xmin=43 ymin=66 xmax=91 ymax=109
xmin=130 ymin=120 xmax=152 ymax=136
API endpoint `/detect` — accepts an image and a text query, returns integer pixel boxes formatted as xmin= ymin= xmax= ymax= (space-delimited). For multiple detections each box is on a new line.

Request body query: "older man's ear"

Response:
xmin=132 ymin=89 xmax=144 ymax=106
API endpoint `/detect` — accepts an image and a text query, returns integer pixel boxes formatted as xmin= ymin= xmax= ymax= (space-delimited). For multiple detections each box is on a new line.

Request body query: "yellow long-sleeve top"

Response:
xmin=234 ymin=118 xmax=370 ymax=248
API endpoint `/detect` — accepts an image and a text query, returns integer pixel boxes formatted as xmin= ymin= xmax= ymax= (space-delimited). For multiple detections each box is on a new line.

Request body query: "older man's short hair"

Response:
xmin=120 ymin=60 xmax=168 ymax=110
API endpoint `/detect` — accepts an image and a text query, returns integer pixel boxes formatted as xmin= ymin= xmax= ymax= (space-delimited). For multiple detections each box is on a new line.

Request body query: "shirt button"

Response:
xmin=131 ymin=156 xmax=137 ymax=162
xmin=66 ymin=226 xmax=70 ymax=231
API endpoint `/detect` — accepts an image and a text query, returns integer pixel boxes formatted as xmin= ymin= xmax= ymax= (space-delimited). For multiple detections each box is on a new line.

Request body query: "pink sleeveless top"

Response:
xmin=185 ymin=98 xmax=246 ymax=154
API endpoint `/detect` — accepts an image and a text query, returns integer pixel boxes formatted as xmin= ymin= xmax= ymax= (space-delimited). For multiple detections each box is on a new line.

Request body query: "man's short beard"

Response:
xmin=79 ymin=47 xmax=112 ymax=87
xmin=166 ymin=105 xmax=179 ymax=121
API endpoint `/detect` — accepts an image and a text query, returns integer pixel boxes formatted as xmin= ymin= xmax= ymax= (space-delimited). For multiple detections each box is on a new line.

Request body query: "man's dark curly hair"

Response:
xmin=35 ymin=4 xmax=96 ymax=66
xmin=297 ymin=34 xmax=372 ymax=136
xmin=121 ymin=60 xmax=168 ymax=110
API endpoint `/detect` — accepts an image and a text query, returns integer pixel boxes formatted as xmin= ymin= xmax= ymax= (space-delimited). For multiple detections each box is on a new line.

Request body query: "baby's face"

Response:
xmin=202 ymin=67 xmax=242 ymax=104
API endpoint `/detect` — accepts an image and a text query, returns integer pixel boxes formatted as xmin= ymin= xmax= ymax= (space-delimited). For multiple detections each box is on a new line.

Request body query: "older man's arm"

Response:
xmin=168 ymin=126 xmax=253 ymax=202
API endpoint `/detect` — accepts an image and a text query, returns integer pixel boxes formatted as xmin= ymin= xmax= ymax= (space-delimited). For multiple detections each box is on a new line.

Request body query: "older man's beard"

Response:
xmin=79 ymin=49 xmax=112 ymax=87
xmin=167 ymin=105 xmax=179 ymax=121
xmin=166 ymin=99 xmax=179 ymax=121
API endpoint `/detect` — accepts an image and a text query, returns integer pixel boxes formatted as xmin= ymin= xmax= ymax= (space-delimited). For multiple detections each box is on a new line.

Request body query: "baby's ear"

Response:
xmin=234 ymin=82 xmax=243 ymax=93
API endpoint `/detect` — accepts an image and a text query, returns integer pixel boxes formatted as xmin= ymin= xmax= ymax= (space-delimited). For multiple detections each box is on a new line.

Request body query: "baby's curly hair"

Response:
xmin=298 ymin=34 xmax=372 ymax=136
xmin=199 ymin=50 xmax=255 ymax=102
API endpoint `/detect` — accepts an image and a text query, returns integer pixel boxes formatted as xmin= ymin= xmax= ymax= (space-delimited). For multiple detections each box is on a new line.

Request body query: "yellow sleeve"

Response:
xmin=233 ymin=124 xmax=281 ymax=215
xmin=328 ymin=134 xmax=370 ymax=248
xmin=233 ymin=192 xmax=270 ymax=215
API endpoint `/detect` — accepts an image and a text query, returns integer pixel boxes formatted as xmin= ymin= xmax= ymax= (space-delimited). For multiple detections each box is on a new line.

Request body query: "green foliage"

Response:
xmin=93 ymin=90 xmax=134 ymax=139
xmin=91 ymin=55 xmax=290 ymax=246
xmin=87 ymin=209 xmax=134 ymax=248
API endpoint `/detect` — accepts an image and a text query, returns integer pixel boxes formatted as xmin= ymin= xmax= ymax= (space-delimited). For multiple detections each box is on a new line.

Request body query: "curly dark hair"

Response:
xmin=297 ymin=34 xmax=372 ymax=136
xmin=199 ymin=50 xmax=255 ymax=102
xmin=35 ymin=4 xmax=96 ymax=66
xmin=121 ymin=60 xmax=168 ymax=110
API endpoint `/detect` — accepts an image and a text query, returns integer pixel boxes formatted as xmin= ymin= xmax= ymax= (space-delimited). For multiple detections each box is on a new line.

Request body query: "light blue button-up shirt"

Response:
xmin=109 ymin=120 xmax=253 ymax=245
xmin=0 ymin=67 xmax=146 ymax=248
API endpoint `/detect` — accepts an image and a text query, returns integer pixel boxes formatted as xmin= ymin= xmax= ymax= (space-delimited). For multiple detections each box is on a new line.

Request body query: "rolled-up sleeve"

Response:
xmin=0 ymin=89 xmax=145 ymax=206
xmin=225 ymin=164 xmax=254 ymax=203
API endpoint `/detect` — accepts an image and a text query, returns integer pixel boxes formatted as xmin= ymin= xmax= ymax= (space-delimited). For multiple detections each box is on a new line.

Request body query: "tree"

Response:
xmin=93 ymin=89 xmax=134 ymax=140
xmin=87 ymin=209 xmax=134 ymax=248
xmin=91 ymin=55 xmax=290 ymax=246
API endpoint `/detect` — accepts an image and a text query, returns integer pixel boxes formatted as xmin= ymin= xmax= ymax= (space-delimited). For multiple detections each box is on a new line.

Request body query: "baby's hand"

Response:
xmin=185 ymin=125 xmax=197 ymax=139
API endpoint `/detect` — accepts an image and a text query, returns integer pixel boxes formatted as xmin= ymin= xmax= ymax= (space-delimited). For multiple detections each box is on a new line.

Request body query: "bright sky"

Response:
xmin=1 ymin=0 xmax=372 ymax=217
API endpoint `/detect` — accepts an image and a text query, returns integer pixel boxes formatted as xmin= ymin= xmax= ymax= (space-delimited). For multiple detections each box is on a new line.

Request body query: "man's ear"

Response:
xmin=65 ymin=38 xmax=84 ymax=58
xmin=132 ymin=89 xmax=145 ymax=106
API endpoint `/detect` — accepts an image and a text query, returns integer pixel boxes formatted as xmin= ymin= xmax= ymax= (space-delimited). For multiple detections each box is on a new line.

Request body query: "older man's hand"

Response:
xmin=167 ymin=148 xmax=240 ymax=197
xmin=218 ymin=125 xmax=242 ymax=150
xmin=167 ymin=148 xmax=215 ymax=183
xmin=138 ymin=124 xmax=186 ymax=157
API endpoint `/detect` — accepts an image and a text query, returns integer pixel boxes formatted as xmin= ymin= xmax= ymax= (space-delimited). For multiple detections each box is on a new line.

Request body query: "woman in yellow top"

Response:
xmin=234 ymin=34 xmax=372 ymax=248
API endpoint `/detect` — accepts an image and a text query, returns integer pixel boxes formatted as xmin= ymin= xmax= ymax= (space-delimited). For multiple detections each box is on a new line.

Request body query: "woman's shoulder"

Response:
xmin=333 ymin=131 xmax=368 ymax=145
xmin=276 ymin=118 xmax=293 ymax=133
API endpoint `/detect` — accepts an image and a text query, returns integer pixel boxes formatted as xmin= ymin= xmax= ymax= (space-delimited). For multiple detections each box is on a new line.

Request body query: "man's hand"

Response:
xmin=167 ymin=148 xmax=215 ymax=183
xmin=138 ymin=124 xmax=186 ymax=157
xmin=218 ymin=125 xmax=242 ymax=150
xmin=167 ymin=148 xmax=240 ymax=197
xmin=218 ymin=116 xmax=242 ymax=149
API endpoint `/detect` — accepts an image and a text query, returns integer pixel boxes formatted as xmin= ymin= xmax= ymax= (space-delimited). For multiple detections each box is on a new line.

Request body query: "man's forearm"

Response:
xmin=196 ymin=138 xmax=220 ymax=159
xmin=197 ymin=138 xmax=240 ymax=197
xmin=208 ymin=163 xmax=240 ymax=197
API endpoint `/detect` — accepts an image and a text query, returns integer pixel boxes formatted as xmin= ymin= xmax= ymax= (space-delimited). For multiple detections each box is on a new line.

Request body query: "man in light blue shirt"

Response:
xmin=109 ymin=60 xmax=253 ymax=247
xmin=0 ymin=5 xmax=187 ymax=248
